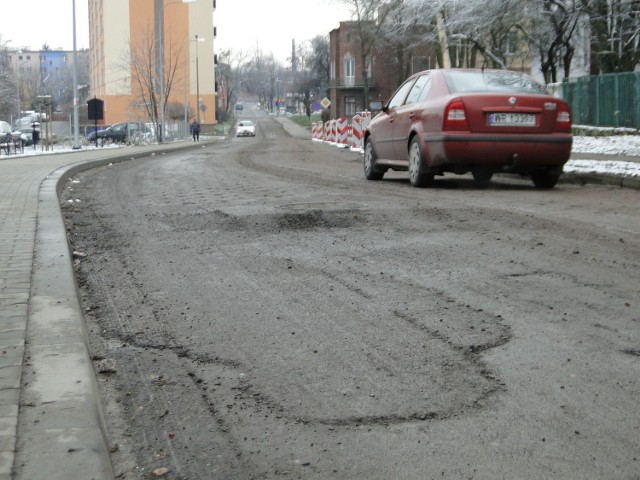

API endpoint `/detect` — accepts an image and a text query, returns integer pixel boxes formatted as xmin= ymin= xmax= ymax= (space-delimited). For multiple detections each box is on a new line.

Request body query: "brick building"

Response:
xmin=328 ymin=21 xmax=436 ymax=119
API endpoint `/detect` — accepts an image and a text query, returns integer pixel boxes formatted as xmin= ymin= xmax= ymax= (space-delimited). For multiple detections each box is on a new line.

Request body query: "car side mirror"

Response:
xmin=370 ymin=100 xmax=386 ymax=112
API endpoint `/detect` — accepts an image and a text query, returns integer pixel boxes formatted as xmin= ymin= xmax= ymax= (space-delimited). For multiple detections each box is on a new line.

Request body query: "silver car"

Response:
xmin=237 ymin=120 xmax=256 ymax=137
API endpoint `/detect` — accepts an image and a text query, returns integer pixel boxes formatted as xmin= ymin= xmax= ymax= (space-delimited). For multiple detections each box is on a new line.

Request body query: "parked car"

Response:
xmin=87 ymin=122 xmax=149 ymax=143
xmin=364 ymin=68 xmax=572 ymax=189
xmin=17 ymin=128 xmax=34 ymax=146
xmin=236 ymin=120 xmax=256 ymax=137
xmin=0 ymin=121 xmax=12 ymax=136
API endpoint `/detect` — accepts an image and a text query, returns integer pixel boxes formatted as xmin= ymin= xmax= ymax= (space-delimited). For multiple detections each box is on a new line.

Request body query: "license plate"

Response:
xmin=488 ymin=113 xmax=536 ymax=126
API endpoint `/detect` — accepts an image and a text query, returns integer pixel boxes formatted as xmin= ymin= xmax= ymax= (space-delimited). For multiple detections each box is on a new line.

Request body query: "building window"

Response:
xmin=344 ymin=55 xmax=355 ymax=86
xmin=331 ymin=61 xmax=335 ymax=80
xmin=345 ymin=96 xmax=356 ymax=116
xmin=504 ymin=31 xmax=518 ymax=55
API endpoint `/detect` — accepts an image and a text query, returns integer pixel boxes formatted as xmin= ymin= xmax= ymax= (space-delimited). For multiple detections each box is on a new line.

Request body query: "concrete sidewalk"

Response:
xmin=0 ymin=120 xmax=638 ymax=480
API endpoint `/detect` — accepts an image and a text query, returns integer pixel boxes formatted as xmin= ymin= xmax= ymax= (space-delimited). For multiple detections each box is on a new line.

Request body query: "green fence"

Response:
xmin=562 ymin=72 xmax=640 ymax=129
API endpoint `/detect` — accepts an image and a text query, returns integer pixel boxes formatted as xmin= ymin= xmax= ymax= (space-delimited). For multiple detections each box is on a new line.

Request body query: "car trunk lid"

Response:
xmin=460 ymin=94 xmax=564 ymax=134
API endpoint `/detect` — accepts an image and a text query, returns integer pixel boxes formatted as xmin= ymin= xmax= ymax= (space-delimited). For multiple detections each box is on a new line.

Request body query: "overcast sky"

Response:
xmin=1 ymin=0 xmax=352 ymax=61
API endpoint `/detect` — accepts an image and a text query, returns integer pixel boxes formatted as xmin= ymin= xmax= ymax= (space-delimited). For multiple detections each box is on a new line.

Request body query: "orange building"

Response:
xmin=88 ymin=0 xmax=216 ymax=128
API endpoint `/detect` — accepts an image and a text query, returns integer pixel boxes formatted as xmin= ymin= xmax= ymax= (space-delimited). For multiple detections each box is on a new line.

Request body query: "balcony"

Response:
xmin=330 ymin=77 xmax=376 ymax=89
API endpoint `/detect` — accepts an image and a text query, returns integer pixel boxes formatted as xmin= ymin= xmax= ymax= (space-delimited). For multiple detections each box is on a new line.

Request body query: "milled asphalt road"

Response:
xmin=0 ymin=122 xmax=638 ymax=480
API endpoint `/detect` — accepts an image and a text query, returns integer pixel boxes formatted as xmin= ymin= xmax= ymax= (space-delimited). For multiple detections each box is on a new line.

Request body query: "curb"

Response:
xmin=13 ymin=141 xmax=210 ymax=480
xmin=560 ymin=171 xmax=640 ymax=189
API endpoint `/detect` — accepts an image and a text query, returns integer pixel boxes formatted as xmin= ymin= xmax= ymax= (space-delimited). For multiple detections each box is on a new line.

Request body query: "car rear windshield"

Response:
xmin=444 ymin=71 xmax=547 ymax=94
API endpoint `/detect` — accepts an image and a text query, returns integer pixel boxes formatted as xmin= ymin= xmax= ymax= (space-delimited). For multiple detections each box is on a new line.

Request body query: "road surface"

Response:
xmin=61 ymin=109 xmax=640 ymax=480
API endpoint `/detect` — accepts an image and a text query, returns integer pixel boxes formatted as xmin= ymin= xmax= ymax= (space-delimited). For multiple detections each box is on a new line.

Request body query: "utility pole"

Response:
xmin=72 ymin=0 xmax=80 ymax=149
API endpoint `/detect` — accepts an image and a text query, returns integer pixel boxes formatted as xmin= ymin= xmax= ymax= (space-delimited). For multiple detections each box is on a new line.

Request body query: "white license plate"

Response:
xmin=489 ymin=113 xmax=536 ymax=126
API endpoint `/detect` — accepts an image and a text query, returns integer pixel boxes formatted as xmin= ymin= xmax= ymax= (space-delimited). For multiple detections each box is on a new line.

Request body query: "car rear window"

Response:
xmin=444 ymin=71 xmax=546 ymax=94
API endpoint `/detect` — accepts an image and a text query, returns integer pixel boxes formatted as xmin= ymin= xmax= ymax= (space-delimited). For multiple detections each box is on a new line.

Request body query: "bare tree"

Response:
xmin=309 ymin=35 xmax=331 ymax=95
xmin=587 ymin=0 xmax=640 ymax=73
xmin=291 ymin=36 xmax=330 ymax=117
xmin=378 ymin=0 xmax=438 ymax=83
xmin=516 ymin=0 xmax=587 ymax=82
xmin=0 ymin=40 xmax=18 ymax=120
xmin=216 ymin=49 xmax=247 ymax=120
xmin=129 ymin=24 xmax=185 ymax=142
xmin=339 ymin=0 xmax=403 ymax=107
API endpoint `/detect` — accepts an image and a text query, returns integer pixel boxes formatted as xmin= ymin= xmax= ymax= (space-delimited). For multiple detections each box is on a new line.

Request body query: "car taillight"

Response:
xmin=444 ymin=100 xmax=469 ymax=131
xmin=556 ymin=104 xmax=571 ymax=132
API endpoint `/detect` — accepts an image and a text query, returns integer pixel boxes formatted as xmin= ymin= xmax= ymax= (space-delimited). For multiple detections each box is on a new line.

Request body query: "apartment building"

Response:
xmin=7 ymin=48 xmax=91 ymax=116
xmin=88 ymin=0 xmax=216 ymax=126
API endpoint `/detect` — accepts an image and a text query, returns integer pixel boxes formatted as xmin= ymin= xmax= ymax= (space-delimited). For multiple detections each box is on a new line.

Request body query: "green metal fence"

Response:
xmin=562 ymin=72 xmax=640 ymax=129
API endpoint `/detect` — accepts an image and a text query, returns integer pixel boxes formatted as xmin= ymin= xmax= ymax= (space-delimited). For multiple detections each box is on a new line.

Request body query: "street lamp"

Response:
xmin=72 ymin=0 xmax=80 ymax=149
xmin=155 ymin=0 xmax=195 ymax=143
xmin=194 ymin=34 xmax=204 ymax=124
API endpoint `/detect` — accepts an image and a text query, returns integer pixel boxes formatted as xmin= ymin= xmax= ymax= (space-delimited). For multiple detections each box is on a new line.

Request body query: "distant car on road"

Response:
xmin=235 ymin=103 xmax=244 ymax=111
xmin=87 ymin=122 xmax=149 ymax=143
xmin=364 ymin=68 xmax=572 ymax=189
xmin=236 ymin=120 xmax=256 ymax=137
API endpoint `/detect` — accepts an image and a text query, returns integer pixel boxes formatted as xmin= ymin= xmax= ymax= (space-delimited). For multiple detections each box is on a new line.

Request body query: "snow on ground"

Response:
xmin=571 ymin=135 xmax=640 ymax=156
xmin=565 ymin=158 xmax=640 ymax=177
xmin=567 ymin=135 xmax=640 ymax=177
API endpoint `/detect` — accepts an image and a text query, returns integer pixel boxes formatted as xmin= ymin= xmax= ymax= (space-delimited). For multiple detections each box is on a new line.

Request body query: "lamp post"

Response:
xmin=155 ymin=0 xmax=196 ymax=143
xmin=72 ymin=0 xmax=80 ymax=149
xmin=195 ymin=34 xmax=201 ymax=124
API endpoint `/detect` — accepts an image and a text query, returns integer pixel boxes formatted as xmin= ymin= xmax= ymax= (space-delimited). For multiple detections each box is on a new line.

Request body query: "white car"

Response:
xmin=0 ymin=121 xmax=12 ymax=135
xmin=236 ymin=120 xmax=256 ymax=137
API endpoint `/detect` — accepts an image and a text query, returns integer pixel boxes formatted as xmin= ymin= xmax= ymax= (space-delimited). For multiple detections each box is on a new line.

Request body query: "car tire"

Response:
xmin=364 ymin=138 xmax=384 ymax=181
xmin=472 ymin=168 xmax=494 ymax=187
xmin=408 ymin=137 xmax=434 ymax=188
xmin=532 ymin=170 xmax=560 ymax=189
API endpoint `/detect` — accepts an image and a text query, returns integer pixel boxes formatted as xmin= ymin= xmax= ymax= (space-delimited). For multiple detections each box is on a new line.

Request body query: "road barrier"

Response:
xmin=311 ymin=112 xmax=374 ymax=153
xmin=336 ymin=118 xmax=349 ymax=147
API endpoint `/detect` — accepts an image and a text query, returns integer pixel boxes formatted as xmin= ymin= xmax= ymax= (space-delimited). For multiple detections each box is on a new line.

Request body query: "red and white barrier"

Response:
xmin=336 ymin=118 xmax=349 ymax=147
xmin=324 ymin=121 xmax=333 ymax=143
xmin=350 ymin=114 xmax=364 ymax=152
xmin=312 ymin=111 xmax=374 ymax=153
xmin=312 ymin=122 xmax=324 ymax=141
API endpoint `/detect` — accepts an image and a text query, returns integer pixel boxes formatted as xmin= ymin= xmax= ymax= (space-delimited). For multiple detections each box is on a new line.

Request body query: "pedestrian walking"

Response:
xmin=32 ymin=122 xmax=40 ymax=150
xmin=190 ymin=118 xmax=201 ymax=142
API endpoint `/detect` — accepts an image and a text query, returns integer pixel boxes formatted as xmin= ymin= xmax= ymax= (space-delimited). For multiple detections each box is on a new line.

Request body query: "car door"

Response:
xmin=110 ymin=124 xmax=125 ymax=141
xmin=392 ymin=74 xmax=432 ymax=160
xmin=372 ymin=78 xmax=417 ymax=160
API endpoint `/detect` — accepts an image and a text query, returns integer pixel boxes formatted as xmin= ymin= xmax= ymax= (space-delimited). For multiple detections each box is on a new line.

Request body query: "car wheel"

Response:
xmin=364 ymin=138 xmax=384 ymax=181
xmin=472 ymin=168 xmax=494 ymax=187
xmin=532 ymin=170 xmax=560 ymax=189
xmin=408 ymin=137 xmax=434 ymax=188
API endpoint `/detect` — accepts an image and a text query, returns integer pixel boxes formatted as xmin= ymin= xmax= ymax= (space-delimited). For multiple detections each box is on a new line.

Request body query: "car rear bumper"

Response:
xmin=423 ymin=133 xmax=572 ymax=171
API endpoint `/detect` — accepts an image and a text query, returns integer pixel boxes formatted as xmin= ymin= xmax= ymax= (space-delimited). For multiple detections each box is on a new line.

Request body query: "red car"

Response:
xmin=364 ymin=69 xmax=572 ymax=188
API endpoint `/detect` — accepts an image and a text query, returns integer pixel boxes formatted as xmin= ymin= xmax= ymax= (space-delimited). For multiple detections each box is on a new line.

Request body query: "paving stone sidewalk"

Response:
xmin=0 ymin=142 xmax=207 ymax=480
